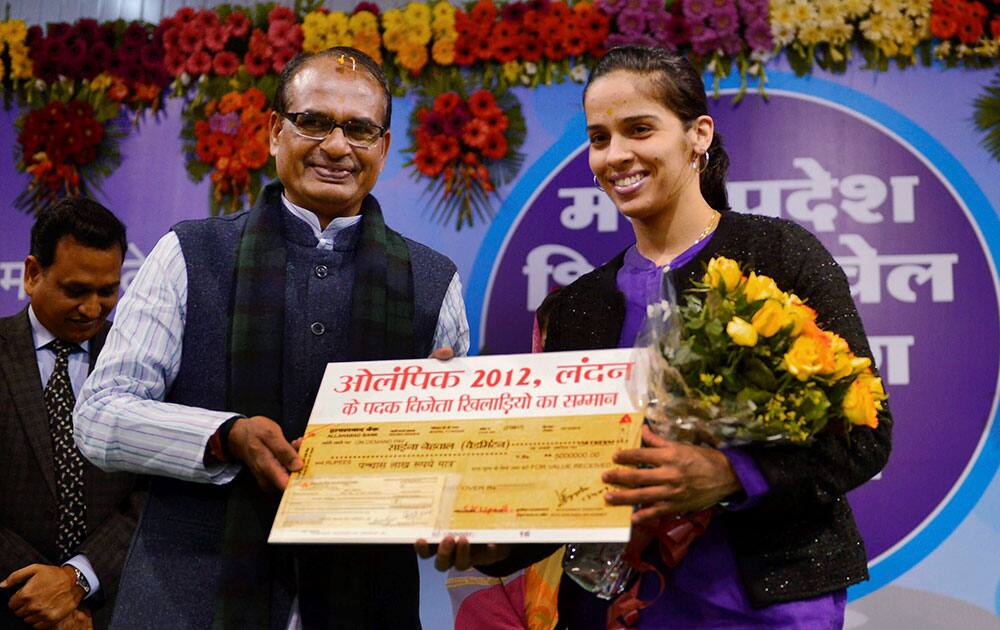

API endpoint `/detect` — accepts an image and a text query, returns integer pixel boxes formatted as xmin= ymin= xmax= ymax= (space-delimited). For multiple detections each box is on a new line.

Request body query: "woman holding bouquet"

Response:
xmin=422 ymin=45 xmax=891 ymax=628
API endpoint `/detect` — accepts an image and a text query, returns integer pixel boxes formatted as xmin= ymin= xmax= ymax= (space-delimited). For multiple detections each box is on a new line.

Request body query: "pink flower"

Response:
xmin=682 ymin=0 xmax=710 ymax=21
xmin=708 ymin=7 xmax=739 ymax=36
xmin=272 ymin=46 xmax=297 ymax=73
xmin=244 ymin=51 xmax=270 ymax=77
xmin=656 ymin=14 xmax=691 ymax=48
xmin=165 ymin=52 xmax=186 ymax=76
xmin=162 ymin=26 xmax=182 ymax=54
xmin=616 ymin=8 xmax=650 ymax=35
xmin=268 ymin=6 xmax=297 ymax=25
xmin=193 ymin=10 xmax=220 ymax=32
xmin=744 ymin=16 xmax=772 ymax=51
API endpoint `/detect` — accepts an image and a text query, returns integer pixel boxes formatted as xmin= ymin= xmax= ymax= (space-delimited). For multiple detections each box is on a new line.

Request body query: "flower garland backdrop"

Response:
xmin=1 ymin=0 xmax=997 ymax=225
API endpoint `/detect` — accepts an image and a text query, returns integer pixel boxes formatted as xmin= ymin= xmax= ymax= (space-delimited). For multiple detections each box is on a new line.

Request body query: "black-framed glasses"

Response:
xmin=280 ymin=111 xmax=386 ymax=148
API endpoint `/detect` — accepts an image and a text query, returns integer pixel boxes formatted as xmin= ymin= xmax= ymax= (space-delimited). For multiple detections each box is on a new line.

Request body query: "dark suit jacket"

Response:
xmin=0 ymin=308 xmax=144 ymax=629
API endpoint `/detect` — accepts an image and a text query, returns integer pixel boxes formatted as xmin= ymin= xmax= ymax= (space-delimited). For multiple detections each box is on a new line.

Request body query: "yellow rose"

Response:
xmin=783 ymin=294 xmax=816 ymax=336
xmin=727 ymin=317 xmax=758 ymax=347
xmin=703 ymin=257 xmax=743 ymax=293
xmin=751 ymin=299 xmax=789 ymax=337
xmin=843 ymin=375 xmax=880 ymax=429
xmin=782 ymin=334 xmax=827 ymax=381
xmin=743 ymin=272 xmax=782 ymax=302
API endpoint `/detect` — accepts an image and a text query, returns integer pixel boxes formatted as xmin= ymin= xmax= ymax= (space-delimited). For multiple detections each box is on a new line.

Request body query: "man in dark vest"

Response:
xmin=1 ymin=198 xmax=143 ymax=629
xmin=74 ymin=47 xmax=469 ymax=629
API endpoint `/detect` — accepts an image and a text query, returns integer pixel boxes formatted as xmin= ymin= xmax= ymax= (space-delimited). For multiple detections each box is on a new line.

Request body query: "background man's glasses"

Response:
xmin=281 ymin=111 xmax=386 ymax=148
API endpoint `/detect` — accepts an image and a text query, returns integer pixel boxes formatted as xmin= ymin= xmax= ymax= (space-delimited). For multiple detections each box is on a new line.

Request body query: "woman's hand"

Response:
xmin=602 ymin=426 xmax=743 ymax=524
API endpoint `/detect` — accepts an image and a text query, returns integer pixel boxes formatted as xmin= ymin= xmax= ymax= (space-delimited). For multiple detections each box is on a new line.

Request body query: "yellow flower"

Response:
xmin=782 ymin=294 xmax=816 ymax=336
xmin=743 ymin=272 xmax=782 ymax=302
xmin=782 ymin=334 xmax=829 ymax=381
xmin=409 ymin=21 xmax=433 ymax=46
xmin=404 ymin=2 xmax=432 ymax=26
xmin=433 ymin=1 xmax=456 ymax=21
xmin=502 ymin=60 xmax=522 ymax=83
xmin=843 ymin=372 xmax=884 ymax=429
xmin=349 ymin=11 xmax=379 ymax=34
xmin=90 ymin=73 xmax=114 ymax=91
xmin=382 ymin=9 xmax=404 ymax=31
xmin=751 ymin=299 xmax=789 ymax=337
xmin=327 ymin=12 xmax=350 ymax=37
xmin=431 ymin=37 xmax=455 ymax=65
xmin=397 ymin=39 xmax=428 ymax=74
xmin=383 ymin=29 xmax=406 ymax=52
xmin=727 ymin=317 xmax=758 ymax=347
xmin=703 ymin=257 xmax=743 ymax=292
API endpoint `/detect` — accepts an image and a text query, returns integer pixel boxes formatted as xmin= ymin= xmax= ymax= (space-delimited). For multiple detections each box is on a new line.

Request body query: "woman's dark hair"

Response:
xmin=30 ymin=197 xmax=127 ymax=268
xmin=583 ymin=45 xmax=730 ymax=211
xmin=272 ymin=46 xmax=392 ymax=129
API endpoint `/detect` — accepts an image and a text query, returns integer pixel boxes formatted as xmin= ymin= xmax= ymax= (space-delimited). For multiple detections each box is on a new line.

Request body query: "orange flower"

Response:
xmin=481 ymin=130 xmax=507 ymax=159
xmin=352 ymin=31 xmax=383 ymax=64
xmin=462 ymin=118 xmax=490 ymax=149
xmin=241 ymin=87 xmax=267 ymax=111
xmin=397 ymin=39 xmax=428 ymax=74
xmin=414 ymin=149 xmax=446 ymax=177
xmin=468 ymin=89 xmax=497 ymax=117
xmin=238 ymin=141 xmax=270 ymax=169
xmin=218 ymin=91 xmax=243 ymax=114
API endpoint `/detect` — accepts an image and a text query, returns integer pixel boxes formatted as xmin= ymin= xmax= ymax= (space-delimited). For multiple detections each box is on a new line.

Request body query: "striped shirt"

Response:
xmin=74 ymin=198 xmax=469 ymax=484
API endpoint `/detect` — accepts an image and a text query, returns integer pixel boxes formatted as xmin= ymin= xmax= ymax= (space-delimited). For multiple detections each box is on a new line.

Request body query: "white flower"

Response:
xmin=569 ymin=64 xmax=587 ymax=83
xmin=524 ymin=61 xmax=538 ymax=75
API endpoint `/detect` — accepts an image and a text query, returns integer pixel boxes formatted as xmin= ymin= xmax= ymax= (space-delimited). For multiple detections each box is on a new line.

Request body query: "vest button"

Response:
xmin=314 ymin=264 xmax=328 ymax=279
xmin=310 ymin=321 xmax=326 ymax=336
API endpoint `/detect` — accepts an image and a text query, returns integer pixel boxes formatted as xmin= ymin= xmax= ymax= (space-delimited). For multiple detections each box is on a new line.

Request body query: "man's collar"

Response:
xmin=280 ymin=194 xmax=363 ymax=244
xmin=27 ymin=305 xmax=88 ymax=353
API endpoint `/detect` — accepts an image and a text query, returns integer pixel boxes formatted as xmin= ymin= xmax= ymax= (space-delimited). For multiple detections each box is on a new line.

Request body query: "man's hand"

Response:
xmin=602 ymin=426 xmax=742 ymax=524
xmin=227 ymin=416 xmax=303 ymax=491
xmin=415 ymin=535 xmax=510 ymax=572
xmin=52 ymin=607 xmax=92 ymax=630
xmin=2 ymin=564 xmax=82 ymax=628
xmin=429 ymin=347 xmax=454 ymax=360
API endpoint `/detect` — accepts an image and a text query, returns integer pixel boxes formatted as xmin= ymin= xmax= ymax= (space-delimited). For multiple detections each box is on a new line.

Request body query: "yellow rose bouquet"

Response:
xmin=637 ymin=255 xmax=886 ymax=446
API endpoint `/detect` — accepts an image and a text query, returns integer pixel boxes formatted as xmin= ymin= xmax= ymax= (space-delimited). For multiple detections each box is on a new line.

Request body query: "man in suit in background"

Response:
xmin=0 ymin=198 xmax=143 ymax=629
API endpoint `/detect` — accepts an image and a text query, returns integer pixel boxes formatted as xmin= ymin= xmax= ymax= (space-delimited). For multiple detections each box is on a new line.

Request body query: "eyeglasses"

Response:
xmin=280 ymin=111 xmax=386 ymax=148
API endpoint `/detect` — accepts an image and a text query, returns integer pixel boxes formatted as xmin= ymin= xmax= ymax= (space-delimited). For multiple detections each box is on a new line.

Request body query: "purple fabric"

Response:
xmin=612 ymin=238 xmax=846 ymax=628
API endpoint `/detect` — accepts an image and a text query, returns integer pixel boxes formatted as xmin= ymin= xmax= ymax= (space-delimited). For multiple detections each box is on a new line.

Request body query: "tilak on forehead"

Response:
xmin=337 ymin=53 xmax=357 ymax=71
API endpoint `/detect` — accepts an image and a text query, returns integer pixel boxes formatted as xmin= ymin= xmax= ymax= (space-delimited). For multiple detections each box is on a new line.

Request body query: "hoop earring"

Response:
xmin=593 ymin=175 xmax=604 ymax=192
xmin=691 ymin=151 xmax=710 ymax=174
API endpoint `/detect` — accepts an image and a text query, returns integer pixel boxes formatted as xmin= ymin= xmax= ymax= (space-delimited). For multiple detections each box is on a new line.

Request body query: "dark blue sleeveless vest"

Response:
xmin=111 ymin=190 xmax=455 ymax=629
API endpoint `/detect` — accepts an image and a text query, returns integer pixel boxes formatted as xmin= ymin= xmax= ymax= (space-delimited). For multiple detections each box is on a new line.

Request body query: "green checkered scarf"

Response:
xmin=213 ymin=183 xmax=414 ymax=628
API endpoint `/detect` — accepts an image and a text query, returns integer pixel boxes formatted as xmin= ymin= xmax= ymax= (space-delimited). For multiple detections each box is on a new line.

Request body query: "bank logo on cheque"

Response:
xmin=469 ymin=76 xmax=1000 ymax=597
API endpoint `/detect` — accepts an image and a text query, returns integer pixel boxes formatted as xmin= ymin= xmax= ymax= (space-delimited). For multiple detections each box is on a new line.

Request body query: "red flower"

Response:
xmin=248 ymin=30 xmax=272 ymax=55
xmin=175 ymin=7 xmax=196 ymax=25
xmin=968 ymin=1 xmax=988 ymax=20
xmin=186 ymin=50 xmax=213 ymax=75
xmin=415 ymin=150 xmax=446 ymax=177
xmin=354 ymin=2 xmax=381 ymax=15
xmin=108 ymin=81 xmax=129 ymax=101
xmin=544 ymin=39 xmax=567 ymax=60
xmin=520 ymin=35 xmax=544 ymax=61
xmin=991 ymin=15 xmax=1000 ymax=39
xmin=209 ymin=132 xmax=235 ymax=157
xmin=204 ymin=26 xmax=227 ymax=52
xmin=481 ymin=131 xmax=508 ymax=160
xmin=268 ymin=6 xmax=297 ymax=25
xmin=433 ymin=92 xmax=463 ymax=115
xmin=931 ymin=13 xmax=958 ymax=38
xmin=194 ymin=10 xmax=220 ymax=32
xmin=123 ymin=22 xmax=149 ymax=47
xmin=196 ymin=136 xmax=214 ymax=163
xmin=212 ymin=51 xmax=240 ymax=75
xmin=468 ymin=90 xmax=497 ymax=117
xmin=470 ymin=0 xmax=499 ymax=24
xmin=179 ymin=22 xmax=203 ymax=53
xmin=244 ymin=51 xmax=270 ymax=77
xmin=453 ymin=38 xmax=478 ymax=65
xmin=462 ymin=118 xmax=491 ymax=149
xmin=956 ymin=14 xmax=984 ymax=43
xmin=165 ymin=52 xmax=186 ymax=76
xmin=268 ymin=20 xmax=303 ymax=50
xmin=480 ymin=108 xmax=509 ymax=133
xmin=272 ymin=46 xmax=298 ymax=73
xmin=163 ymin=26 xmax=182 ymax=53
xmin=429 ymin=134 xmax=461 ymax=162
xmin=225 ymin=11 xmax=251 ymax=39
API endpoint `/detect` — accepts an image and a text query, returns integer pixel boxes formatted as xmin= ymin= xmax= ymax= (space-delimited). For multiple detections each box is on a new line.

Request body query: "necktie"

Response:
xmin=44 ymin=339 xmax=87 ymax=560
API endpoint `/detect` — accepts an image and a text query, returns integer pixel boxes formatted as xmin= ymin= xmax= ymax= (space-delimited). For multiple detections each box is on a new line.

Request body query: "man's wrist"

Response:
xmin=62 ymin=565 xmax=89 ymax=602
xmin=204 ymin=416 xmax=241 ymax=465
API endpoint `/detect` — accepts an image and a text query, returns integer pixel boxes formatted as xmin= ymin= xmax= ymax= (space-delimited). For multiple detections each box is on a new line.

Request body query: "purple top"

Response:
xmin=613 ymin=237 xmax=846 ymax=628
